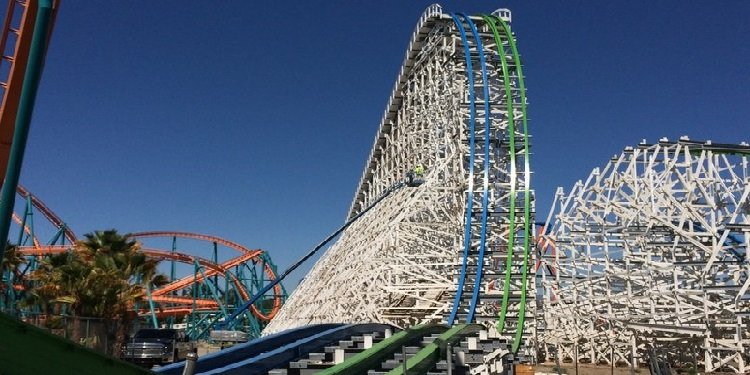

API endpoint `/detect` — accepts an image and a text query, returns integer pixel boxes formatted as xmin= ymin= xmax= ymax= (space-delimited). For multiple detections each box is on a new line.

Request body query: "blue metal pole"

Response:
xmin=219 ymin=180 xmax=408 ymax=329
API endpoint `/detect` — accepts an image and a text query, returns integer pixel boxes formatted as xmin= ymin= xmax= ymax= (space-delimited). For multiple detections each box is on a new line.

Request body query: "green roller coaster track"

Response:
xmin=318 ymin=324 xmax=482 ymax=375
xmin=318 ymin=324 xmax=443 ymax=375
xmin=482 ymin=14 xmax=532 ymax=353
xmin=386 ymin=324 xmax=480 ymax=375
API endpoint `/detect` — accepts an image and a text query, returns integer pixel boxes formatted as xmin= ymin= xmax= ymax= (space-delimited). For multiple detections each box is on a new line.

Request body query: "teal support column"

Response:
xmin=212 ymin=242 xmax=218 ymax=293
xmin=145 ymin=284 xmax=158 ymax=329
xmin=224 ymin=270 xmax=229 ymax=307
xmin=190 ymin=261 xmax=198 ymax=332
xmin=170 ymin=236 xmax=176 ymax=281
xmin=15 ymin=196 xmax=31 ymax=246
xmin=0 ymin=0 xmax=55 ymax=263
xmin=166 ymin=237 xmax=176 ymax=328
xmin=196 ymin=261 xmax=227 ymax=317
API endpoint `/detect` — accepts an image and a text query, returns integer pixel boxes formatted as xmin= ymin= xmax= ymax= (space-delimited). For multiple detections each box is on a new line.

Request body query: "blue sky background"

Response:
xmin=14 ymin=1 xmax=750 ymax=288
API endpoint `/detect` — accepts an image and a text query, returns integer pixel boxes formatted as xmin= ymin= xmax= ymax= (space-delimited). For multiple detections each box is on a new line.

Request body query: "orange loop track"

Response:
xmin=140 ymin=307 xmax=219 ymax=318
xmin=18 ymin=243 xmax=283 ymax=321
xmin=149 ymin=295 xmax=219 ymax=307
xmin=152 ymin=250 xmax=261 ymax=296
xmin=6 ymin=186 xmax=283 ymax=322
xmin=131 ymin=231 xmax=257 ymax=255
xmin=130 ymin=231 xmax=283 ymax=320
xmin=16 ymin=184 xmax=77 ymax=244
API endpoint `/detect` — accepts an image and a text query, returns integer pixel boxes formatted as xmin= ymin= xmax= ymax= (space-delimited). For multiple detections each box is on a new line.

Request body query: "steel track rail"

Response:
xmin=131 ymin=231 xmax=260 ymax=255
xmin=200 ymin=324 xmax=393 ymax=375
xmin=319 ymin=324 xmax=445 ymax=375
xmin=482 ymin=15 xmax=519 ymax=339
xmin=447 ymin=12 xmax=478 ymax=326
xmin=155 ymin=324 xmax=347 ymax=375
xmin=386 ymin=324 xmax=480 ymax=375
xmin=494 ymin=15 xmax=532 ymax=353
xmin=0 ymin=0 xmax=58 ymax=263
xmin=16 ymin=244 xmax=278 ymax=321
xmin=17 ymin=184 xmax=76 ymax=243
xmin=130 ymin=231 xmax=284 ymax=320
xmin=461 ymin=12 xmax=493 ymax=324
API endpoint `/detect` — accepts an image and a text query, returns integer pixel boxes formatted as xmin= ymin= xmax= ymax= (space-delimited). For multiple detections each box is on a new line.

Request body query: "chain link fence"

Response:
xmin=21 ymin=314 xmax=121 ymax=356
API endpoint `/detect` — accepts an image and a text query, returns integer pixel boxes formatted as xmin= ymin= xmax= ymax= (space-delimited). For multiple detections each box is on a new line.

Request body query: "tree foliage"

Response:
xmin=1 ymin=242 xmax=25 ymax=275
xmin=26 ymin=229 xmax=167 ymax=347
xmin=29 ymin=230 xmax=165 ymax=318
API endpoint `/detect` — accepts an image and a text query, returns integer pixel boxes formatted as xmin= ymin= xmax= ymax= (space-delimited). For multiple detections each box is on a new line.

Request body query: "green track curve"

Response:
xmin=319 ymin=324 xmax=444 ymax=375
xmin=482 ymin=15 xmax=532 ymax=353
xmin=481 ymin=15 xmax=517 ymax=335
xmin=386 ymin=324 xmax=480 ymax=375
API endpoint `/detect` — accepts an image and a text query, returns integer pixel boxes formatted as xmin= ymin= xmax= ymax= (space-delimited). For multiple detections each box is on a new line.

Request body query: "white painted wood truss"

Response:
xmin=265 ymin=4 xmax=535 ymax=351
xmin=538 ymin=139 xmax=750 ymax=373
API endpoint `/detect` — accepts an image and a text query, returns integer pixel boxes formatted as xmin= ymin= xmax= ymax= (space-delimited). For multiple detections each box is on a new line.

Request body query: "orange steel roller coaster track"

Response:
xmin=0 ymin=0 xmax=59 ymax=203
xmin=16 ymin=184 xmax=76 ymax=243
xmin=131 ymin=231 xmax=284 ymax=321
xmin=17 ymin=243 xmax=283 ymax=321
xmin=10 ymin=189 xmax=283 ymax=321
xmin=0 ymin=2 xmax=282 ymax=331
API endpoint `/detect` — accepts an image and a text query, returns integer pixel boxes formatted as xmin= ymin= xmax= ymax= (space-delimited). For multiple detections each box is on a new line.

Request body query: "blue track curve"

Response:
xmin=157 ymin=324 xmax=393 ymax=375
xmin=155 ymin=324 xmax=343 ymax=374
xmin=461 ymin=13 xmax=492 ymax=324
xmin=447 ymin=13 xmax=478 ymax=325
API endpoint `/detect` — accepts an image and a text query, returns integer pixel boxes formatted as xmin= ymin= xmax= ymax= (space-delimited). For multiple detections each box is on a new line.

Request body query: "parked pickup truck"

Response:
xmin=121 ymin=328 xmax=194 ymax=367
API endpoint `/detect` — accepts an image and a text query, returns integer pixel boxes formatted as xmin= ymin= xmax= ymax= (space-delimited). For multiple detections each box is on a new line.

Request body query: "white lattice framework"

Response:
xmin=538 ymin=138 xmax=750 ymax=373
xmin=266 ymin=4 xmax=535 ymax=342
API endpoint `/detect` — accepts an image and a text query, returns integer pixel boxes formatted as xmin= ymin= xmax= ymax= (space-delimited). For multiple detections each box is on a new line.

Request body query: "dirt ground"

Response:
xmin=533 ymin=363 xmax=739 ymax=375
xmin=534 ymin=362 xmax=644 ymax=375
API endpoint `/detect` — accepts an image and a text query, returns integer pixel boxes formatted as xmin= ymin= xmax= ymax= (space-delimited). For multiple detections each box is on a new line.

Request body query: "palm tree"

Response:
xmin=1 ymin=242 xmax=25 ymax=274
xmin=24 ymin=251 xmax=83 ymax=330
xmin=27 ymin=230 xmax=166 ymax=351
xmin=1 ymin=242 xmax=26 ymax=311
xmin=75 ymin=230 xmax=166 ymax=349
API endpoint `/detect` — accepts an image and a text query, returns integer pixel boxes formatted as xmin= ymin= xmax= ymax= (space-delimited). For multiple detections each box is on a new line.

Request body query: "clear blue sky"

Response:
xmin=16 ymin=1 xmax=750 ymax=288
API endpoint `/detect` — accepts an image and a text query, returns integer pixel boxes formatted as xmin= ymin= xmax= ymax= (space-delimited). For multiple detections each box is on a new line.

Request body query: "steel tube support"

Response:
xmin=182 ymin=352 xmax=198 ymax=375
xmin=0 ymin=0 xmax=54 ymax=263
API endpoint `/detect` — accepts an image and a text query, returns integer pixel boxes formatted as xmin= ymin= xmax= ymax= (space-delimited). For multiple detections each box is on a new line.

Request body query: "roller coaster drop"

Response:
xmin=266 ymin=6 xmax=749 ymax=372
xmin=266 ymin=4 xmax=536 ymax=355
xmin=2 ymin=3 xmax=748 ymax=373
